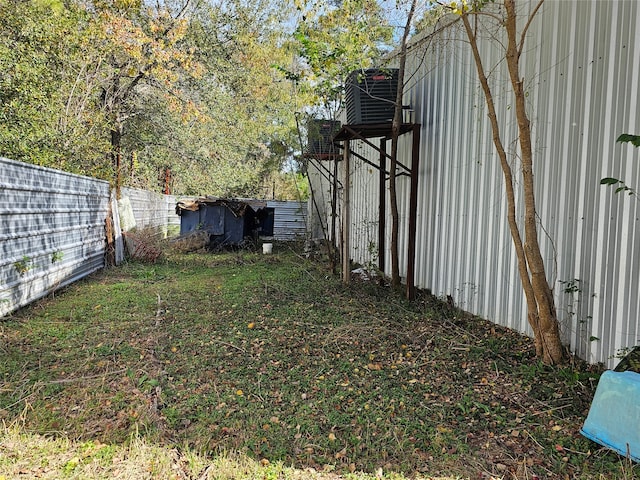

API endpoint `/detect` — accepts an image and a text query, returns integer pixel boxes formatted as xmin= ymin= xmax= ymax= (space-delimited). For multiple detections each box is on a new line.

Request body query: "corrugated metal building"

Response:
xmin=309 ymin=0 xmax=640 ymax=366
xmin=0 ymin=158 xmax=110 ymax=317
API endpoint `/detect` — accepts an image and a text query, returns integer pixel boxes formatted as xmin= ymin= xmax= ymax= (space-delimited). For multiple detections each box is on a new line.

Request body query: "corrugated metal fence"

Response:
xmin=0 ymin=167 xmax=185 ymax=318
xmin=1 ymin=163 xmax=309 ymax=317
xmin=119 ymin=187 xmax=181 ymax=236
xmin=0 ymin=157 xmax=110 ymax=317
xmin=309 ymin=0 xmax=640 ymax=366
xmin=268 ymin=200 xmax=308 ymax=241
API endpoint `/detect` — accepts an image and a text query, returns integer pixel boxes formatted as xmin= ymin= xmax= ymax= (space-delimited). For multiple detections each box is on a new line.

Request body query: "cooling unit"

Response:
xmin=307 ymin=119 xmax=341 ymax=157
xmin=345 ymin=68 xmax=399 ymax=125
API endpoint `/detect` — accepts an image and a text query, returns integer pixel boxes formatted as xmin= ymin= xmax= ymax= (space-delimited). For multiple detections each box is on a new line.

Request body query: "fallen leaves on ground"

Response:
xmin=0 ymin=250 xmax=628 ymax=479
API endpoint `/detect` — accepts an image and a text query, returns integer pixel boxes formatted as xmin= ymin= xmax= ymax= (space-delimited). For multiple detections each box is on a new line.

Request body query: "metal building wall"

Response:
xmin=408 ymin=0 xmax=640 ymax=366
xmin=307 ymin=158 xmax=336 ymax=241
xmin=312 ymin=0 xmax=640 ymax=366
xmin=0 ymin=158 xmax=110 ymax=317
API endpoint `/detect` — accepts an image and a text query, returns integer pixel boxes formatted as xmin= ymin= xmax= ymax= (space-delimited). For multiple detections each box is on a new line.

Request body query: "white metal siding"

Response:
xmin=166 ymin=195 xmax=181 ymax=234
xmin=0 ymin=157 xmax=109 ymax=317
xmin=310 ymin=0 xmax=640 ymax=366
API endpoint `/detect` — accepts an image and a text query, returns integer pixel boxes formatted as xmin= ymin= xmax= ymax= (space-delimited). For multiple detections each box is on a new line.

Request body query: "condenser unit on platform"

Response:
xmin=307 ymin=119 xmax=341 ymax=157
xmin=345 ymin=68 xmax=399 ymax=125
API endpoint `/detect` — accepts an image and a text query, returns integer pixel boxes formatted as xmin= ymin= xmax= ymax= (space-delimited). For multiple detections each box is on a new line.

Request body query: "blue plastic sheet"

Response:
xmin=580 ymin=370 xmax=640 ymax=462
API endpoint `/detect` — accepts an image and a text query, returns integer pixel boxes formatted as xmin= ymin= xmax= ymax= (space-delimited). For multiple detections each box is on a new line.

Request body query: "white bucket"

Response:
xmin=262 ymin=243 xmax=273 ymax=254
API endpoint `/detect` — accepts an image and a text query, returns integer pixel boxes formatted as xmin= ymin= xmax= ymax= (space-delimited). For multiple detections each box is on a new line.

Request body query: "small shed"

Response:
xmin=176 ymin=197 xmax=273 ymax=248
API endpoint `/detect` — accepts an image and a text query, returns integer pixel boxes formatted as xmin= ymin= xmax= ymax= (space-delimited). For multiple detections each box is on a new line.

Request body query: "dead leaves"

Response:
xmin=1 ymin=254 xmax=612 ymax=479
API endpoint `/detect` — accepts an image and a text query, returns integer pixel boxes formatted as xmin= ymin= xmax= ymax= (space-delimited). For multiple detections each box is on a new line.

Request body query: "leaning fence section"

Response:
xmin=0 ymin=157 xmax=110 ymax=317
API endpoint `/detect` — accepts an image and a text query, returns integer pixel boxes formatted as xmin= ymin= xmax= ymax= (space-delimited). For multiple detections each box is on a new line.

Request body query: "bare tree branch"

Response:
xmin=518 ymin=0 xmax=544 ymax=57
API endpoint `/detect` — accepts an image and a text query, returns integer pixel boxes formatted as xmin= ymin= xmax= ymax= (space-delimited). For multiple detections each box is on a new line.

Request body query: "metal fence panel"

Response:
xmin=120 ymin=187 xmax=181 ymax=237
xmin=0 ymin=158 xmax=110 ymax=317
xmin=267 ymin=201 xmax=308 ymax=241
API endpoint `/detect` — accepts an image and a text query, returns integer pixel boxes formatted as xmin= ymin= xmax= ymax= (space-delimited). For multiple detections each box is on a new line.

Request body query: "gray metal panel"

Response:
xmin=350 ymin=140 xmax=385 ymax=268
xmin=311 ymin=0 xmax=640 ymax=366
xmin=165 ymin=195 xmax=182 ymax=235
xmin=267 ymin=201 xmax=308 ymax=240
xmin=0 ymin=157 xmax=109 ymax=317
xmin=121 ymin=187 xmax=170 ymax=237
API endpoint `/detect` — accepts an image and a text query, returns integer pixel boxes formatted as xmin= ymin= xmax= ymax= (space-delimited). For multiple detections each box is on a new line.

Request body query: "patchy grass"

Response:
xmin=0 ymin=425 xmax=457 ymax=480
xmin=0 ymin=247 xmax=637 ymax=479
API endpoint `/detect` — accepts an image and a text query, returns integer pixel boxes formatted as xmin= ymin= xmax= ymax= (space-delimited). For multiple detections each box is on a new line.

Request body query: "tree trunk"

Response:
xmin=503 ymin=0 xmax=564 ymax=364
xmin=342 ymin=140 xmax=351 ymax=284
xmin=460 ymin=0 xmax=565 ymax=365
xmin=389 ymin=137 xmax=400 ymax=288
xmin=389 ymin=0 xmax=418 ymax=290
xmin=111 ymin=126 xmax=122 ymax=199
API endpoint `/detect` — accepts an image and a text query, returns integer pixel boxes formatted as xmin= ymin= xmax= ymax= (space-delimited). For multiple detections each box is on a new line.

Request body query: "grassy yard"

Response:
xmin=0 ymin=246 xmax=636 ymax=479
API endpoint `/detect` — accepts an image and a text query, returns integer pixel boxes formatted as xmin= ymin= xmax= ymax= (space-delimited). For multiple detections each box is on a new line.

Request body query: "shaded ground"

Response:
xmin=0 ymin=248 xmax=636 ymax=479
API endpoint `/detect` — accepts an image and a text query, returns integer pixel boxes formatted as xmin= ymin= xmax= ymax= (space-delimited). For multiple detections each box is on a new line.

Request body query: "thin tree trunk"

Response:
xmin=389 ymin=140 xmax=400 ymax=288
xmin=389 ymin=0 xmax=418 ymax=290
xmin=460 ymin=1 xmax=565 ymax=365
xmin=342 ymin=141 xmax=351 ymax=284
xmin=503 ymin=0 xmax=564 ymax=364
xmin=112 ymin=126 xmax=122 ymax=199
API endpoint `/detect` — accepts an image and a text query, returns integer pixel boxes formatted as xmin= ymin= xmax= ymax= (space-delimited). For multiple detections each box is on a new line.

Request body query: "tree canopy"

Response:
xmin=0 ymin=0 xmax=311 ymax=197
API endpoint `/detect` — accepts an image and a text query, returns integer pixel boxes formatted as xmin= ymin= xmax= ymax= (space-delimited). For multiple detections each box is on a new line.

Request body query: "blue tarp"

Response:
xmin=580 ymin=370 xmax=640 ymax=462
xmin=176 ymin=197 xmax=273 ymax=247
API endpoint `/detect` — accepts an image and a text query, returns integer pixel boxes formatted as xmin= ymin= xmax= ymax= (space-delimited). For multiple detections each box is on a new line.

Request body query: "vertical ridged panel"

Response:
xmin=307 ymin=159 xmax=336 ymax=241
xmin=0 ymin=157 xmax=109 ymax=317
xmin=309 ymin=0 xmax=640 ymax=366
xmin=121 ymin=187 xmax=179 ymax=237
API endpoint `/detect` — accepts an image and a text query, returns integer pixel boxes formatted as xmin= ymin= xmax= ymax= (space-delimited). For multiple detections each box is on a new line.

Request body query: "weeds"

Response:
xmin=13 ymin=255 xmax=32 ymax=276
xmin=0 ymin=249 xmax=636 ymax=479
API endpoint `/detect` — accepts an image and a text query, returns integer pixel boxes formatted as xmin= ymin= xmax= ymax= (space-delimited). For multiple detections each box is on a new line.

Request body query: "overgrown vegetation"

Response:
xmin=0 ymin=248 xmax=636 ymax=479
xmin=0 ymin=0 xmax=309 ymax=197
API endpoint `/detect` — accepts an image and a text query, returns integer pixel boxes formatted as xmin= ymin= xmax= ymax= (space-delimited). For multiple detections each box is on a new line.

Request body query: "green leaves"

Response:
xmin=292 ymin=0 xmax=393 ymax=109
xmin=600 ymin=133 xmax=640 ymax=196
xmin=0 ymin=0 xmax=305 ymax=196
xmin=617 ymin=133 xmax=640 ymax=147
xmin=599 ymin=177 xmax=634 ymax=196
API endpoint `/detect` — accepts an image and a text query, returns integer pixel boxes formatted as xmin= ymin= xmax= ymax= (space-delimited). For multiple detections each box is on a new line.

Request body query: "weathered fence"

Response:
xmin=0 ymin=167 xmax=183 ymax=317
xmin=268 ymin=200 xmax=308 ymax=241
xmin=119 ymin=187 xmax=181 ymax=236
xmin=0 ymin=158 xmax=110 ymax=317
xmin=1 ymin=160 xmax=310 ymax=317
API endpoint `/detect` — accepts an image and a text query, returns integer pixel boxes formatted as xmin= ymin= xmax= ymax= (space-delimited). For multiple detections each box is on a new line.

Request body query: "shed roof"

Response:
xmin=176 ymin=197 xmax=268 ymax=217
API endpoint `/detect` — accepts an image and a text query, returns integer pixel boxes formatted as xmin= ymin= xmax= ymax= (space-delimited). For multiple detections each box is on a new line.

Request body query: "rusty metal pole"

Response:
xmin=406 ymin=124 xmax=421 ymax=300
xmin=378 ymin=138 xmax=386 ymax=277
xmin=342 ymin=141 xmax=351 ymax=285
